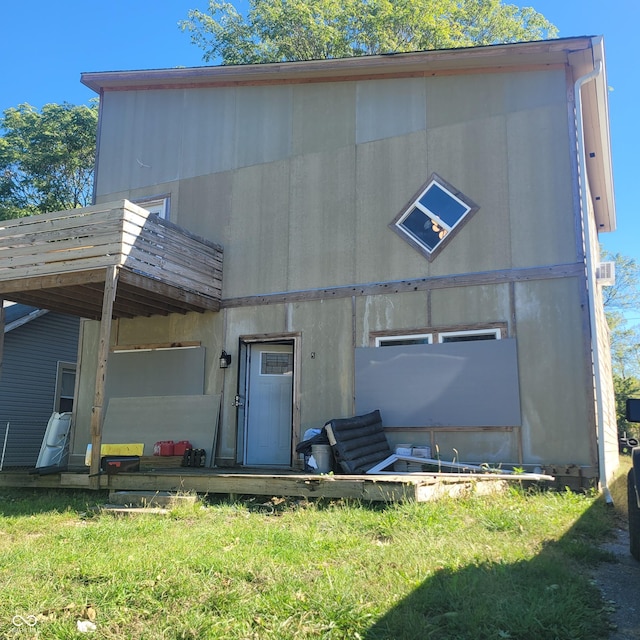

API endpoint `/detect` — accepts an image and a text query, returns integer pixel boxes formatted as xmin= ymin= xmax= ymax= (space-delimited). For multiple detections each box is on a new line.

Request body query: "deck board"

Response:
xmin=0 ymin=200 xmax=223 ymax=318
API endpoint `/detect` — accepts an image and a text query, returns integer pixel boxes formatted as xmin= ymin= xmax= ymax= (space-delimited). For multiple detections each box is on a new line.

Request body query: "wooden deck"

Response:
xmin=0 ymin=200 xmax=223 ymax=318
xmin=0 ymin=467 xmax=517 ymax=502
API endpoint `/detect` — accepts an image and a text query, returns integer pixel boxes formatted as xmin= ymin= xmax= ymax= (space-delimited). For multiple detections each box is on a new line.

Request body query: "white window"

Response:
xmin=390 ymin=173 xmax=478 ymax=260
xmin=260 ymin=352 xmax=293 ymax=375
xmin=54 ymin=362 xmax=76 ymax=413
xmin=438 ymin=328 xmax=502 ymax=343
xmin=375 ymin=334 xmax=433 ymax=347
xmin=133 ymin=195 xmax=170 ymax=220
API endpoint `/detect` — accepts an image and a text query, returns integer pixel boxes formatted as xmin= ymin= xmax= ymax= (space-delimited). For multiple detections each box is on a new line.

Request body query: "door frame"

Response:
xmin=236 ymin=332 xmax=301 ymax=467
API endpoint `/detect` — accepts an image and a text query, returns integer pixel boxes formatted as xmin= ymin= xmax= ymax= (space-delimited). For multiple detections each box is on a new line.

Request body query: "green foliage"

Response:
xmin=0 ymin=488 xmax=615 ymax=639
xmin=614 ymin=373 xmax=640 ymax=440
xmin=0 ymin=101 xmax=98 ymax=221
xmin=181 ymin=0 xmax=557 ymax=64
xmin=601 ymin=251 xmax=640 ymax=437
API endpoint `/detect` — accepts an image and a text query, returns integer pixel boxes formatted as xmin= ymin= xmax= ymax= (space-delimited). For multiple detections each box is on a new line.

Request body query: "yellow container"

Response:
xmin=85 ymin=443 xmax=144 ymax=466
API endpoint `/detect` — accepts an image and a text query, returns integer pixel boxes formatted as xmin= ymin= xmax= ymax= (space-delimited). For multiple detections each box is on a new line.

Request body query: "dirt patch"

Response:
xmin=593 ymin=526 xmax=640 ymax=639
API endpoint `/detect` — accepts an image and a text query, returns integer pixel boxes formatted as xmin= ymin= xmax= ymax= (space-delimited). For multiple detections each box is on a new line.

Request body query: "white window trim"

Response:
xmin=132 ymin=194 xmax=171 ymax=220
xmin=437 ymin=328 xmax=502 ymax=343
xmin=375 ymin=333 xmax=433 ymax=347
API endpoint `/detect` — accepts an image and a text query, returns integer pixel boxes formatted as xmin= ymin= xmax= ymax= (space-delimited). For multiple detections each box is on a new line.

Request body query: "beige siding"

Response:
xmin=354 ymin=132 xmax=430 ymax=283
xmin=97 ymin=68 xmax=578 ymax=300
xmin=288 ymin=147 xmax=357 ymax=289
xmin=292 ymin=82 xmax=356 ymax=156
xmin=80 ymin=64 xmax=609 ymax=474
xmin=431 ymin=284 xmax=511 ymax=328
xmin=356 ymin=292 xmax=430 ymax=347
xmin=507 ymin=105 xmax=576 ymax=268
xmin=355 ymin=77 xmax=427 ymax=144
xmin=514 ymin=277 xmax=594 ymax=466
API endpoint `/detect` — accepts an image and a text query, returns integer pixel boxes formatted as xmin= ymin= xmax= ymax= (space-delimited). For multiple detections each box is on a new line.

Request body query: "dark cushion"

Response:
xmin=324 ymin=410 xmax=392 ymax=474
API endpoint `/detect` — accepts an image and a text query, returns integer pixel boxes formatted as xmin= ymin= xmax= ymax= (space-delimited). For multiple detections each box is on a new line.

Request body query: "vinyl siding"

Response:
xmin=0 ymin=312 xmax=79 ymax=467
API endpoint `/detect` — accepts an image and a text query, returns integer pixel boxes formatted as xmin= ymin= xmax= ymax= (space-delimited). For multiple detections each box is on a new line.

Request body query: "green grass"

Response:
xmin=0 ymin=486 xmax=618 ymax=639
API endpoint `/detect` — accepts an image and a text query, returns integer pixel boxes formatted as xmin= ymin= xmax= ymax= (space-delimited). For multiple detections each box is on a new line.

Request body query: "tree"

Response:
xmin=181 ymin=0 xmax=557 ymax=65
xmin=0 ymin=102 xmax=98 ymax=221
xmin=601 ymin=251 xmax=640 ymax=440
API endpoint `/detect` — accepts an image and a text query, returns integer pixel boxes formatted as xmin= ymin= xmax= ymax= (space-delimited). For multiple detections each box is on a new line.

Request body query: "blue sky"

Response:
xmin=1 ymin=1 xmax=637 ymax=263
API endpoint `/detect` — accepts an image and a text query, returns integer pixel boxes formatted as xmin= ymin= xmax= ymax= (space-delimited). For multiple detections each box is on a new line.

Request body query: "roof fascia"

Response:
xmin=568 ymin=37 xmax=616 ymax=233
xmin=81 ymin=37 xmax=594 ymax=93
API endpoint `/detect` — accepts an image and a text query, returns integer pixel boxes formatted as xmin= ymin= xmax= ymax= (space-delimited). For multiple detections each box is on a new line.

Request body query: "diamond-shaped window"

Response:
xmin=389 ymin=173 xmax=479 ymax=261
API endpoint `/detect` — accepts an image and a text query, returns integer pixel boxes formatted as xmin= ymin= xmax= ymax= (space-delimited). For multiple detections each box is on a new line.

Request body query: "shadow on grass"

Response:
xmin=0 ymin=487 xmax=108 ymax=517
xmin=364 ymin=487 xmax=622 ymax=640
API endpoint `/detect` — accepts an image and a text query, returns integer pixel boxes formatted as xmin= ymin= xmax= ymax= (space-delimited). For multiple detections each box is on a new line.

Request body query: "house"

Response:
xmin=0 ymin=302 xmax=79 ymax=467
xmin=0 ymin=36 xmax=617 ymax=492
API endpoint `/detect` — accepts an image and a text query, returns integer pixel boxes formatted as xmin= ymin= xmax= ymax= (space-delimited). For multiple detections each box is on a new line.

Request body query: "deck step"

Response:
xmin=107 ymin=490 xmax=197 ymax=508
xmin=100 ymin=505 xmax=170 ymax=516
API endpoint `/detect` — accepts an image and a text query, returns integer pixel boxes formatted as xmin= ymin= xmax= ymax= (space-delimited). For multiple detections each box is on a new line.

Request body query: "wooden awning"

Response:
xmin=0 ymin=200 xmax=223 ymax=319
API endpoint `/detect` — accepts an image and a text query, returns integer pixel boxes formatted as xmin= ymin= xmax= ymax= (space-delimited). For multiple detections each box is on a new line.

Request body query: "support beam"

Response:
xmin=89 ymin=266 xmax=119 ymax=484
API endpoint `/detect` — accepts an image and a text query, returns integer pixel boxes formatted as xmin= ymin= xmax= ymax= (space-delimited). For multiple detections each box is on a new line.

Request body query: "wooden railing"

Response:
xmin=0 ymin=200 xmax=223 ymax=304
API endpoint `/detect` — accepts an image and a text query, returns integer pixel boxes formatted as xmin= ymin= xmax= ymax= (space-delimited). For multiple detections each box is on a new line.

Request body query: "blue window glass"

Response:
xmin=399 ymin=208 xmax=443 ymax=251
xmin=419 ymin=184 xmax=467 ymax=227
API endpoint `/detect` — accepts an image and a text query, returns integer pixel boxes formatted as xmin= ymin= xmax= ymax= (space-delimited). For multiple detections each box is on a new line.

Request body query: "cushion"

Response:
xmin=324 ymin=410 xmax=392 ymax=474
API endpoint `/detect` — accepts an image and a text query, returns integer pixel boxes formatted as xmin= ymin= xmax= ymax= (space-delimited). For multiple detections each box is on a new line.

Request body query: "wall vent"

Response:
xmin=596 ymin=261 xmax=615 ymax=286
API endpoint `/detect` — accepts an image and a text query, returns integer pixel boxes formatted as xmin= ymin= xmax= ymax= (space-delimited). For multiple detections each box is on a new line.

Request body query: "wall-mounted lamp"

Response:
xmin=219 ymin=350 xmax=232 ymax=369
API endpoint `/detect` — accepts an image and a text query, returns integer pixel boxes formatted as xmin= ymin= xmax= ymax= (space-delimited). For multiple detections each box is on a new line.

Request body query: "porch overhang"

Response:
xmin=0 ymin=200 xmax=223 ymax=319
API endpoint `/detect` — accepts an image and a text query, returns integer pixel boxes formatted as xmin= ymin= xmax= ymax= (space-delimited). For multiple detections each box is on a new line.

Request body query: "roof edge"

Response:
xmin=81 ymin=36 xmax=596 ymax=93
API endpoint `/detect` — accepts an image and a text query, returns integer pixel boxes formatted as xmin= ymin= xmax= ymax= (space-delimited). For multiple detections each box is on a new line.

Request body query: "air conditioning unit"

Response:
xmin=596 ymin=261 xmax=615 ymax=286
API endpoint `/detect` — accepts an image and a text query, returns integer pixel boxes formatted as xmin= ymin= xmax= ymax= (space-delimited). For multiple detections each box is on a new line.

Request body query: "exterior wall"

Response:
xmin=77 ymin=65 xmax=608 ymax=474
xmin=0 ymin=312 xmax=79 ymax=467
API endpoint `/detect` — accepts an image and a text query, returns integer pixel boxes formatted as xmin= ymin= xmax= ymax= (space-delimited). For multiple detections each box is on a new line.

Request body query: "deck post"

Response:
xmin=89 ymin=266 xmax=119 ymax=485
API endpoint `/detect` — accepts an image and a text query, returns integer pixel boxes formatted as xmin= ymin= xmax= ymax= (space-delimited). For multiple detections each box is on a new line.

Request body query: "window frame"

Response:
xmin=389 ymin=173 xmax=479 ymax=261
xmin=438 ymin=328 xmax=502 ymax=343
xmin=54 ymin=361 xmax=76 ymax=414
xmin=132 ymin=194 xmax=171 ymax=220
xmin=374 ymin=333 xmax=433 ymax=347
xmin=370 ymin=323 xmax=506 ymax=347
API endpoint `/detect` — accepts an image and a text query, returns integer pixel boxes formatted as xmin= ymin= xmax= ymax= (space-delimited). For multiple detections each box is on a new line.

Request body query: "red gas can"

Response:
xmin=173 ymin=440 xmax=193 ymax=456
xmin=153 ymin=440 xmax=175 ymax=456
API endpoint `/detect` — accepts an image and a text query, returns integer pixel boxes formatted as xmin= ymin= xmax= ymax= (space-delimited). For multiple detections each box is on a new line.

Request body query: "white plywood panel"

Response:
xmin=430 ymin=284 xmax=511 ymax=328
xmin=507 ymin=105 xmax=575 ymax=268
xmin=355 ymin=339 xmax=521 ymax=427
xmin=105 ymin=348 xmax=205 ymax=399
xmin=102 ymin=395 xmax=221 ymax=464
xmin=288 ymin=147 xmax=356 ymax=290
xmin=234 ymin=86 xmax=293 ymax=168
xmin=181 ymin=88 xmax=237 ymax=178
xmin=356 ymin=78 xmax=426 ymax=144
xmin=292 ymin=82 xmax=356 ymax=156
xmin=354 ymin=132 xmax=429 ymax=283
xmin=426 ymin=115 xmax=511 ymax=275
xmin=514 ymin=278 xmax=593 ymax=465
xmin=226 ymin=161 xmax=291 ymax=297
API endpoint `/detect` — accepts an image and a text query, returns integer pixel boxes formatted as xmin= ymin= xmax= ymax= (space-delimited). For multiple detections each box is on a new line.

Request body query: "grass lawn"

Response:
xmin=0 ymin=469 xmax=630 ymax=640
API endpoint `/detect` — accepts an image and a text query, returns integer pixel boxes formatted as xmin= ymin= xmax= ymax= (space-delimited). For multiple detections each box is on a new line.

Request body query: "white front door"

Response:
xmin=243 ymin=343 xmax=293 ymax=466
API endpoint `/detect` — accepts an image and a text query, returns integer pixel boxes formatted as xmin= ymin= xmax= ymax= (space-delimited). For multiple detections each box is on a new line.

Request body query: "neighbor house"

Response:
xmin=0 ymin=302 xmax=79 ymax=467
xmin=0 ymin=36 xmax=617 ymax=490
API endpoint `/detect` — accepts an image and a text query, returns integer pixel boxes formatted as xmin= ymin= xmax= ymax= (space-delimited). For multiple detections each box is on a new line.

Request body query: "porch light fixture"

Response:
xmin=219 ymin=351 xmax=232 ymax=369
